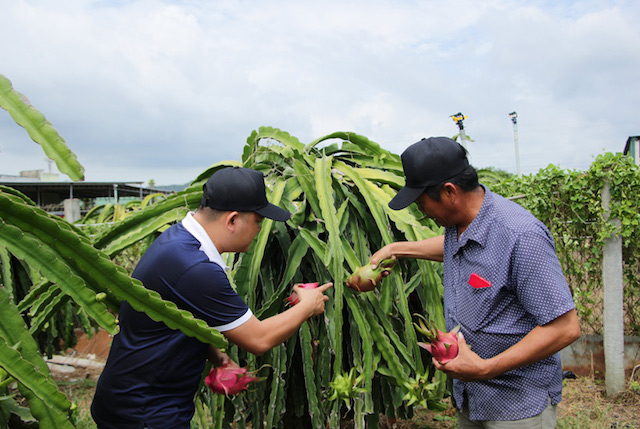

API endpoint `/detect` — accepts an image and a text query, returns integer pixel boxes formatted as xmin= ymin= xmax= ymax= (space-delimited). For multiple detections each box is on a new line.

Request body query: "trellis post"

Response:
xmin=601 ymin=180 xmax=625 ymax=396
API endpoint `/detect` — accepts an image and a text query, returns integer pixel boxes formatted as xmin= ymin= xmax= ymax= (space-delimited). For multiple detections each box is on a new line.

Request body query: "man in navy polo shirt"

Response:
xmin=91 ymin=167 xmax=332 ymax=428
xmin=366 ymin=137 xmax=581 ymax=428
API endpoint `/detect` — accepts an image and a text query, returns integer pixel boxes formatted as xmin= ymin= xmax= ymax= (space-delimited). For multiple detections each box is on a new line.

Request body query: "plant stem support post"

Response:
xmin=508 ymin=111 xmax=521 ymax=176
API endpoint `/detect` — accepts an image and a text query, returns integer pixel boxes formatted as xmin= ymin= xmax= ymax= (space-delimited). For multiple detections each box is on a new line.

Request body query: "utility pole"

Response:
xmin=508 ymin=111 xmax=521 ymax=176
xmin=450 ymin=112 xmax=468 ymax=150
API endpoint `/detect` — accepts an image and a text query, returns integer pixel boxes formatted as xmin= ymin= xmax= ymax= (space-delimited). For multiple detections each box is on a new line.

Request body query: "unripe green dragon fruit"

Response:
xmin=345 ymin=258 xmax=396 ymax=292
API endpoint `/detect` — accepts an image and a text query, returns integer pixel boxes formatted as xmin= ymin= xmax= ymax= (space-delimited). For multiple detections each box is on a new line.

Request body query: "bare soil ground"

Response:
xmin=45 ymin=351 xmax=640 ymax=429
xmin=384 ymin=376 xmax=640 ymax=429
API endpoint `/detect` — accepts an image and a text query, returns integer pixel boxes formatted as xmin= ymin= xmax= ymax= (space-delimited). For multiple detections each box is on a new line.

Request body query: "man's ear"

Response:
xmin=442 ymin=183 xmax=457 ymax=202
xmin=225 ymin=211 xmax=240 ymax=230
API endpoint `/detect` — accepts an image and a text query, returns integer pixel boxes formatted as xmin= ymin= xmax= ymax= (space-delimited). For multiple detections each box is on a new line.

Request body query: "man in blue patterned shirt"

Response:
xmin=368 ymin=137 xmax=581 ymax=428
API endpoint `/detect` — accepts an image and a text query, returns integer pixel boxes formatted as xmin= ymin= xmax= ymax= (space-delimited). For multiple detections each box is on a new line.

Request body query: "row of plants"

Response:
xmin=190 ymin=128 xmax=449 ymax=428
xmin=1 ymin=73 xmax=448 ymax=427
xmin=3 ymin=69 xmax=638 ymax=427
xmin=0 ymin=74 xmax=227 ymax=428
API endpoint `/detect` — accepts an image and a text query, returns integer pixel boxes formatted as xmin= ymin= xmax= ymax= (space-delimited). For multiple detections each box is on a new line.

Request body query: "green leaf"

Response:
xmin=0 ymin=190 xmax=226 ymax=348
xmin=0 ymin=74 xmax=84 ymax=181
xmin=93 ymin=188 xmax=203 ymax=255
xmin=300 ymin=323 xmax=325 ymax=428
xmin=0 ymin=337 xmax=71 ymax=413
xmin=0 ymin=287 xmax=74 ymax=428
xmin=0 ymin=220 xmax=117 ymax=333
xmin=314 ymin=156 xmax=345 ymax=379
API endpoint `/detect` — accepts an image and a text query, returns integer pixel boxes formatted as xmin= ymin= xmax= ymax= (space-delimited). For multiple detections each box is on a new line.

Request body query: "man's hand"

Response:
xmin=208 ymin=346 xmax=239 ymax=368
xmin=432 ymin=332 xmax=492 ymax=382
xmin=370 ymin=245 xmax=396 ymax=272
xmin=294 ymin=282 xmax=333 ymax=317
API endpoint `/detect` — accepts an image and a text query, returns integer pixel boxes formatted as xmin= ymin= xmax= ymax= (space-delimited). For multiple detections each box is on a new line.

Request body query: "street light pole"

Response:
xmin=508 ymin=111 xmax=520 ymax=176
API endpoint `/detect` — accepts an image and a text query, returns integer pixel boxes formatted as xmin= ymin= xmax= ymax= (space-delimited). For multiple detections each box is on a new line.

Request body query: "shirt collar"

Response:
xmin=181 ymin=212 xmax=229 ymax=272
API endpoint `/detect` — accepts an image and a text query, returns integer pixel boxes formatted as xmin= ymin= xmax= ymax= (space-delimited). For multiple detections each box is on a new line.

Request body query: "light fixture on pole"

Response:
xmin=450 ymin=112 xmax=468 ymax=150
xmin=508 ymin=111 xmax=520 ymax=176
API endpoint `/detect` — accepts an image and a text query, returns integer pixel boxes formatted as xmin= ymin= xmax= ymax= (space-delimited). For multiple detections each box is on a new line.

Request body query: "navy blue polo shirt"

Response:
xmin=443 ymin=186 xmax=575 ymax=421
xmin=91 ymin=213 xmax=251 ymax=428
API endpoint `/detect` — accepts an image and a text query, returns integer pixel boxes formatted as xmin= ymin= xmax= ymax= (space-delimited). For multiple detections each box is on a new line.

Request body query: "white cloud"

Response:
xmin=1 ymin=0 xmax=638 ymax=184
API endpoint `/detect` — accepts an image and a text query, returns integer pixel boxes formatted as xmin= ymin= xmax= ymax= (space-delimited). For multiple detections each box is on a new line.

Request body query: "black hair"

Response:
xmin=423 ymin=165 xmax=480 ymax=201
xmin=197 ymin=204 xmax=226 ymax=221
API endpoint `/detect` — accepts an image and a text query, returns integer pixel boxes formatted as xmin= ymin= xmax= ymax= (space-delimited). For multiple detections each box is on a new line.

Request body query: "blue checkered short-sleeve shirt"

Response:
xmin=443 ymin=186 xmax=575 ymax=421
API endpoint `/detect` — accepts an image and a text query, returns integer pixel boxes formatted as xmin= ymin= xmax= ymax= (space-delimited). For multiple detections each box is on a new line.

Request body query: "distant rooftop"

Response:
xmin=0 ymin=180 xmax=174 ymax=206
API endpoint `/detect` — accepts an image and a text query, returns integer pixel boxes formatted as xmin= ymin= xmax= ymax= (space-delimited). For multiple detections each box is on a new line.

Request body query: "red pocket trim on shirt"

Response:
xmin=469 ymin=273 xmax=492 ymax=289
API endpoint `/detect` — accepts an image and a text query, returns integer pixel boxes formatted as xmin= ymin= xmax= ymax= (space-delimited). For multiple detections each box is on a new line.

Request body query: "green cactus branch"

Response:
xmin=0 ymin=74 xmax=84 ymax=181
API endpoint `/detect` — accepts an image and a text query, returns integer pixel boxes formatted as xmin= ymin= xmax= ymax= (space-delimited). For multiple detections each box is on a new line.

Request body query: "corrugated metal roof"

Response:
xmin=0 ymin=181 xmax=174 ymax=205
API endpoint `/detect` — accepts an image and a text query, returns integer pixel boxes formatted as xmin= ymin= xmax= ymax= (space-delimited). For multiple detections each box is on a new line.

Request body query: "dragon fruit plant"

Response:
xmin=413 ymin=314 xmax=460 ymax=364
xmin=284 ymin=282 xmax=319 ymax=306
xmin=328 ymin=368 xmax=367 ymax=408
xmin=205 ymin=365 xmax=264 ymax=396
xmin=402 ymin=371 xmax=444 ymax=410
xmin=345 ymin=258 xmax=396 ymax=292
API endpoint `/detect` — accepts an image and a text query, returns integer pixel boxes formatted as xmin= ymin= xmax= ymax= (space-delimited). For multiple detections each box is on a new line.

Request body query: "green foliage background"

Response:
xmin=0 ymin=115 xmax=448 ymax=427
xmin=192 ymin=128 xmax=447 ymax=428
xmin=491 ymin=153 xmax=640 ymax=336
xmin=2 ymin=71 xmax=639 ymax=427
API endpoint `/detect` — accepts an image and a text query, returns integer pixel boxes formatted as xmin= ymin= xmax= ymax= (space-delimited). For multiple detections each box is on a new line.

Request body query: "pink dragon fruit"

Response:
xmin=205 ymin=365 xmax=263 ymax=396
xmin=345 ymin=259 xmax=396 ymax=292
xmin=285 ymin=282 xmax=320 ymax=306
xmin=414 ymin=314 xmax=460 ymax=364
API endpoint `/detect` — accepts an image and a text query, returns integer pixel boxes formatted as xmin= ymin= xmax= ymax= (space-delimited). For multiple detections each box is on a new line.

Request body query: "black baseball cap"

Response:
xmin=388 ymin=137 xmax=469 ymax=210
xmin=201 ymin=167 xmax=291 ymax=221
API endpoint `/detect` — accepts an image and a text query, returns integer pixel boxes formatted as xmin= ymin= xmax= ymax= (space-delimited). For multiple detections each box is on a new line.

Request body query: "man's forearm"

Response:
xmin=387 ymin=235 xmax=445 ymax=262
xmin=483 ymin=309 xmax=581 ymax=379
xmin=259 ymin=303 xmax=315 ymax=348
xmin=223 ymin=302 xmax=314 ymax=355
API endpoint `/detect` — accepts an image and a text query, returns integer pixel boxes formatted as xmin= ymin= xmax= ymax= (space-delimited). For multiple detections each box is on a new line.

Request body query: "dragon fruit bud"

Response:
xmin=205 ymin=365 xmax=263 ymax=396
xmin=285 ymin=282 xmax=320 ymax=306
xmin=345 ymin=259 xmax=396 ymax=293
xmin=414 ymin=314 xmax=460 ymax=364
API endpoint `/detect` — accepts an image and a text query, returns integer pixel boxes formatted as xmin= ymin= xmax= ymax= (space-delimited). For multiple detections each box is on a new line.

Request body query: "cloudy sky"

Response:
xmin=1 ymin=0 xmax=638 ymax=186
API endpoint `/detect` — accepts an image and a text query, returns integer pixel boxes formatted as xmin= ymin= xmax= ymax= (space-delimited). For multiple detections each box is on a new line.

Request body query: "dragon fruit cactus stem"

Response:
xmin=345 ymin=258 xmax=396 ymax=293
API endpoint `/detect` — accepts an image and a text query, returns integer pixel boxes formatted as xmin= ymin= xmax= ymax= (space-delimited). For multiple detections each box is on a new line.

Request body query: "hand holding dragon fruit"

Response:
xmin=345 ymin=258 xmax=396 ymax=292
xmin=413 ymin=314 xmax=460 ymax=364
xmin=285 ymin=282 xmax=320 ymax=306
xmin=205 ymin=365 xmax=264 ymax=396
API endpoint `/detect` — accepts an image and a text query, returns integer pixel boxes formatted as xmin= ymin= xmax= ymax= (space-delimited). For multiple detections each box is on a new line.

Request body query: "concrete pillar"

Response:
xmin=63 ymin=198 xmax=81 ymax=223
xmin=601 ymin=181 xmax=625 ymax=396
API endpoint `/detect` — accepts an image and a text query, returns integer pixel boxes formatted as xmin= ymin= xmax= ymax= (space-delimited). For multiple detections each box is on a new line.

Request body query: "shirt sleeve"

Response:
xmin=511 ymin=226 xmax=576 ymax=326
xmin=173 ymin=261 xmax=252 ymax=331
